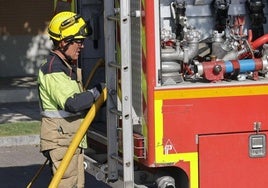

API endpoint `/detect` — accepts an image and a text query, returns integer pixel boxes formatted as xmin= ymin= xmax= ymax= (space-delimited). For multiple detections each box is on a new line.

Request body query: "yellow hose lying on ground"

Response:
xmin=48 ymin=87 xmax=107 ymax=188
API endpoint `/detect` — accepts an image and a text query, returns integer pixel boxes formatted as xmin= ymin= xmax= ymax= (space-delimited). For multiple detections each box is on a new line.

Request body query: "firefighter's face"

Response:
xmin=61 ymin=39 xmax=84 ymax=61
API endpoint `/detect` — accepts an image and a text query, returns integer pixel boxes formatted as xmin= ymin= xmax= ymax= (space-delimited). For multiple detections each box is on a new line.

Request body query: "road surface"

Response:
xmin=0 ymin=144 xmax=111 ymax=188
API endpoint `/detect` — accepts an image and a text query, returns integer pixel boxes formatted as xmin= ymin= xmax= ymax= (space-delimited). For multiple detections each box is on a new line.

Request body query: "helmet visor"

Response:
xmin=73 ymin=24 xmax=89 ymax=38
xmin=64 ymin=24 xmax=89 ymax=42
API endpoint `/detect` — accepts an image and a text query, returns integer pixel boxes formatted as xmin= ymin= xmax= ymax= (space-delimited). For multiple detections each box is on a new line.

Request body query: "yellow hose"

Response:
xmin=48 ymin=87 xmax=107 ymax=188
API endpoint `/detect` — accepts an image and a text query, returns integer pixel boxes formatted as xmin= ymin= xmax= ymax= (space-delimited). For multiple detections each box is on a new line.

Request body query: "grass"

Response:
xmin=0 ymin=121 xmax=41 ymax=137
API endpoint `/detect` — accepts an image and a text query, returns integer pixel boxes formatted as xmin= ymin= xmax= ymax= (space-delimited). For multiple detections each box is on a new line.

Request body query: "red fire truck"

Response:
xmin=55 ymin=0 xmax=268 ymax=187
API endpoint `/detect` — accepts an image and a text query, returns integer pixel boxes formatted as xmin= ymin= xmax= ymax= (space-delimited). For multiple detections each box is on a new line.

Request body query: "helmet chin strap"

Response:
xmin=58 ymin=42 xmax=74 ymax=63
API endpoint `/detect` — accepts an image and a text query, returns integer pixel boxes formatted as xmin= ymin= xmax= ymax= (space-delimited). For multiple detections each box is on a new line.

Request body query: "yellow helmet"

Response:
xmin=48 ymin=11 xmax=89 ymax=41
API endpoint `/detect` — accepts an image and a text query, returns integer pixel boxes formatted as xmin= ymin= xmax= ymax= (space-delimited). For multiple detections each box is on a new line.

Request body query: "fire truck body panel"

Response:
xmin=149 ymin=86 xmax=268 ymax=187
xmin=159 ymin=92 xmax=268 ymax=152
xmin=145 ymin=2 xmax=268 ymax=186
xmin=71 ymin=0 xmax=268 ymax=187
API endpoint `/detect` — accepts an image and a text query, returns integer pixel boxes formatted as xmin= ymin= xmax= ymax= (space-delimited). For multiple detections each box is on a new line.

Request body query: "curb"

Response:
xmin=0 ymin=135 xmax=40 ymax=147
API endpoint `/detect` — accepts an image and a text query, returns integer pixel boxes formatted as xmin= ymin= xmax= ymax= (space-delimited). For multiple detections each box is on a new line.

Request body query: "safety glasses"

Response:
xmin=73 ymin=39 xmax=85 ymax=45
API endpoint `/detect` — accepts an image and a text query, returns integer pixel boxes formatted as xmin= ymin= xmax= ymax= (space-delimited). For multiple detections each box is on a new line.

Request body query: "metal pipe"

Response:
xmin=161 ymin=42 xmax=199 ymax=62
xmin=48 ymin=87 xmax=107 ymax=188
xmin=223 ymin=34 xmax=268 ymax=60
xmin=195 ymin=58 xmax=266 ymax=81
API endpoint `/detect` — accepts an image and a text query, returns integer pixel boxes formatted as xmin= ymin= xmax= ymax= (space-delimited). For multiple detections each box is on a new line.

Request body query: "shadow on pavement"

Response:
xmin=0 ymin=102 xmax=40 ymax=124
xmin=0 ymin=164 xmax=109 ymax=188
xmin=0 ymin=164 xmax=50 ymax=188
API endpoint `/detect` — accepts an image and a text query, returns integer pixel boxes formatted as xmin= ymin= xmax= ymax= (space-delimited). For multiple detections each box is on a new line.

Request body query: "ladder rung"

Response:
xmin=108 ymin=61 xmax=121 ymax=69
xmin=110 ymin=154 xmax=123 ymax=164
xmin=110 ymin=108 xmax=122 ymax=116
xmin=107 ymin=15 xmax=120 ymax=21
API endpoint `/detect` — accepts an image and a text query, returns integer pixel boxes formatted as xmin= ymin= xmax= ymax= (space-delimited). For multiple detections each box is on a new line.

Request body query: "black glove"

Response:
xmin=95 ymin=82 xmax=106 ymax=94
xmin=88 ymin=82 xmax=106 ymax=101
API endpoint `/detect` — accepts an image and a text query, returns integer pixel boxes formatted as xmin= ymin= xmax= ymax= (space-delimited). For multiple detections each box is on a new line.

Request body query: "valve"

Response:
xmin=155 ymin=176 xmax=176 ymax=188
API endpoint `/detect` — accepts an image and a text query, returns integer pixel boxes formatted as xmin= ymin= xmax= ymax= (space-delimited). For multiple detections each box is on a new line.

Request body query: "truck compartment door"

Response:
xmin=199 ymin=131 xmax=268 ymax=188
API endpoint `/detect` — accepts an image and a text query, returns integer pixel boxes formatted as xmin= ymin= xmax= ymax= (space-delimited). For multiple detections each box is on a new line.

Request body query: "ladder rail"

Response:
xmin=104 ymin=0 xmax=119 ymax=182
xmin=119 ymin=0 xmax=134 ymax=187
xmin=104 ymin=0 xmax=134 ymax=187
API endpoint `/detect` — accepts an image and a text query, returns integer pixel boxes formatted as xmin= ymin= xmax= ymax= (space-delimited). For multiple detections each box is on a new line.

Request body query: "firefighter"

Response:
xmin=37 ymin=11 xmax=104 ymax=188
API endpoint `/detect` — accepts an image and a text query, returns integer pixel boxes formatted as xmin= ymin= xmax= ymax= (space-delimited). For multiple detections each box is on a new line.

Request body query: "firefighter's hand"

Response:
xmin=88 ymin=83 xmax=106 ymax=101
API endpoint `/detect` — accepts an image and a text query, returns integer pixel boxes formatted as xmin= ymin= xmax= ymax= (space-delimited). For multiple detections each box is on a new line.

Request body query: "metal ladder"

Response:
xmin=104 ymin=0 xmax=134 ymax=187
